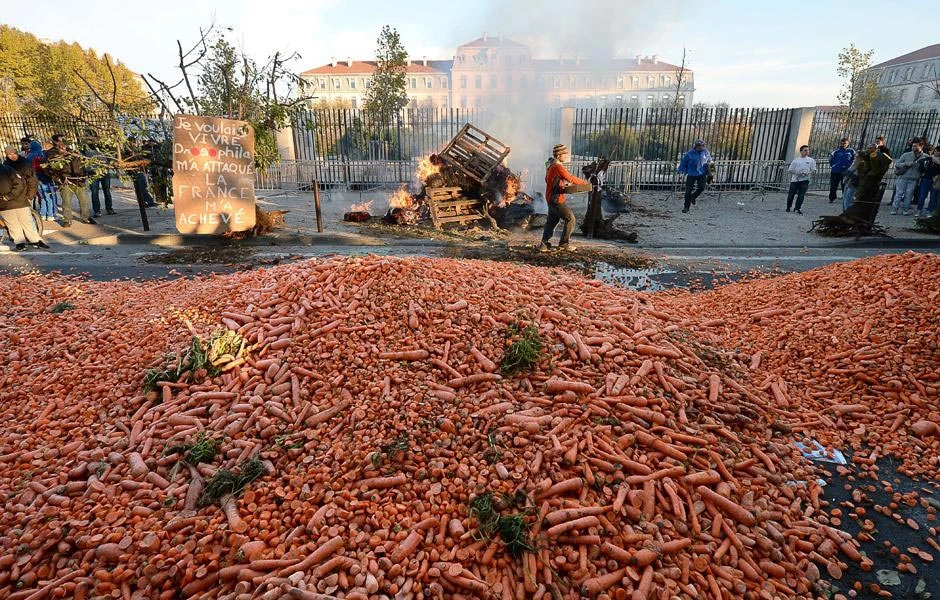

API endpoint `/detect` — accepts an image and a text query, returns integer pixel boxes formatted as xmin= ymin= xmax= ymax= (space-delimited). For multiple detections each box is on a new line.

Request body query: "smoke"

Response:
xmin=447 ymin=0 xmax=690 ymax=210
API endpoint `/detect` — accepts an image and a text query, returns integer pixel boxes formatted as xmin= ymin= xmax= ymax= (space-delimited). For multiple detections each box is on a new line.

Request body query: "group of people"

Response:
xmin=0 ymin=131 xmax=165 ymax=250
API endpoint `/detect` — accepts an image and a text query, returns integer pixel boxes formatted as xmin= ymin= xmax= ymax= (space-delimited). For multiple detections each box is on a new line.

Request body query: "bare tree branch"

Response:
xmin=142 ymin=75 xmax=173 ymax=116
xmin=146 ymin=73 xmax=186 ymax=114
xmin=178 ymin=39 xmax=199 ymax=110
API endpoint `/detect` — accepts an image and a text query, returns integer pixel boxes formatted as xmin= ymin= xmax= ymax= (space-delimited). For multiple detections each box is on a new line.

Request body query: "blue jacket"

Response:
xmin=677 ymin=148 xmax=712 ymax=177
xmin=25 ymin=140 xmax=53 ymax=184
xmin=829 ymin=147 xmax=855 ymax=174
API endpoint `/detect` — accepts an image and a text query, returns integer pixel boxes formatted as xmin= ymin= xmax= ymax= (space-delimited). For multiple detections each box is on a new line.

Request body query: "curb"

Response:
xmin=55 ymin=232 xmax=399 ymax=248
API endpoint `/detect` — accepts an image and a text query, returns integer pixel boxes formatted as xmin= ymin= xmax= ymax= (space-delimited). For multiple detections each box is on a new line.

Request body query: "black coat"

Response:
xmin=0 ymin=163 xmax=30 ymax=210
xmin=4 ymin=155 xmax=38 ymax=206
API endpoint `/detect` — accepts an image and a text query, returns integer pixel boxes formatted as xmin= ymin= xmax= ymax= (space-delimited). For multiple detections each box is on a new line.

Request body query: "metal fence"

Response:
xmin=0 ymin=113 xmax=167 ymax=145
xmin=808 ymin=109 xmax=940 ymax=156
xmin=569 ymin=107 xmax=795 ymax=162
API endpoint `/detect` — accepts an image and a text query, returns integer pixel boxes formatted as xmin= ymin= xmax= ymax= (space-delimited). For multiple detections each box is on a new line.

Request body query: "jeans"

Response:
xmin=133 ymin=172 xmax=156 ymax=206
xmin=915 ymin=178 xmax=937 ymax=214
xmin=892 ymin=178 xmax=918 ymax=211
xmin=842 ymin=185 xmax=856 ymax=211
xmin=541 ymin=201 xmax=576 ymax=246
xmin=1 ymin=206 xmax=43 ymax=244
xmin=828 ymin=171 xmax=845 ymax=200
xmin=37 ymin=181 xmax=59 ymax=218
xmin=90 ymin=174 xmax=113 ymax=213
xmin=786 ymin=180 xmax=809 ymax=211
xmin=60 ymin=183 xmax=91 ymax=223
xmin=683 ymin=175 xmax=706 ymax=209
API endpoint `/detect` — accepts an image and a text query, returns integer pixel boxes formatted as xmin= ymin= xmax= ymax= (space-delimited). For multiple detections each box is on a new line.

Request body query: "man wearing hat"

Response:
xmin=540 ymin=143 xmax=591 ymax=252
xmin=677 ymin=139 xmax=713 ymax=213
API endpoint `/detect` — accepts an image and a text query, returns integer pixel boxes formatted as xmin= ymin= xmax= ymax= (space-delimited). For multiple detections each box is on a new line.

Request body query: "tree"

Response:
xmin=837 ymin=44 xmax=883 ymax=110
xmin=363 ymin=25 xmax=408 ymax=123
xmin=672 ymin=48 xmax=690 ymax=111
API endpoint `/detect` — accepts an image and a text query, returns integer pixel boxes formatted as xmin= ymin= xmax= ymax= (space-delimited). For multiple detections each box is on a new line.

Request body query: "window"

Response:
xmin=616 ymin=77 xmax=624 ymax=89
xmin=585 ymin=76 xmax=592 ymax=88
xmin=425 ymin=78 xmax=432 ymax=89
xmin=678 ymin=95 xmax=686 ymax=107
xmin=332 ymin=78 xmax=340 ymax=89
xmin=890 ymin=70 xmax=899 ymax=84
xmin=351 ymin=98 xmax=357 ymax=109
xmin=319 ymin=78 xmax=326 ymax=90
xmin=460 ymin=96 xmax=467 ymax=108
xmin=915 ymin=87 xmax=925 ymax=101
xmin=505 ymin=75 xmax=512 ymax=89
xmin=475 ymin=75 xmax=482 ymax=89
xmin=441 ymin=77 xmax=448 ymax=88
xmin=410 ymin=78 xmax=417 ymax=89
xmin=475 ymin=96 xmax=483 ymax=108
xmin=630 ymin=95 xmax=639 ymax=106
xmin=490 ymin=74 xmax=497 ymax=88
xmin=647 ymin=95 xmax=654 ymax=105
xmin=899 ymin=88 xmax=908 ymax=103
xmin=459 ymin=75 xmax=467 ymax=89
xmin=662 ymin=75 xmax=670 ymax=87
xmin=648 ymin=76 xmax=655 ymax=87
xmin=631 ymin=76 xmax=639 ymax=89
xmin=569 ymin=76 xmax=577 ymax=88
xmin=925 ymin=63 xmax=936 ymax=79
xmin=663 ymin=95 xmax=670 ymax=102
xmin=553 ymin=77 xmax=561 ymax=89
xmin=348 ymin=78 xmax=356 ymax=89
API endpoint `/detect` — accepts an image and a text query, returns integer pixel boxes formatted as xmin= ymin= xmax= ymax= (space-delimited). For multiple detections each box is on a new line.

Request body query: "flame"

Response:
xmin=349 ymin=200 xmax=373 ymax=213
xmin=388 ymin=186 xmax=414 ymax=210
xmin=416 ymin=156 xmax=441 ymax=181
xmin=504 ymin=177 xmax=519 ymax=201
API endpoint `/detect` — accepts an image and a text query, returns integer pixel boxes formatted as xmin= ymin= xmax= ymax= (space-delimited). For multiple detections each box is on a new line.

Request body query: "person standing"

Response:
xmin=890 ymin=138 xmax=924 ymax=215
xmin=828 ymin=138 xmax=855 ymax=202
xmin=44 ymin=134 xmax=95 ymax=227
xmin=786 ymin=145 xmax=816 ymax=214
xmin=677 ymin=139 xmax=712 ymax=213
xmin=540 ymin=144 xmax=590 ymax=252
xmin=0 ymin=163 xmax=47 ymax=251
xmin=841 ymin=153 xmax=862 ymax=212
xmin=916 ymin=146 xmax=940 ymax=218
xmin=83 ymin=131 xmax=115 ymax=217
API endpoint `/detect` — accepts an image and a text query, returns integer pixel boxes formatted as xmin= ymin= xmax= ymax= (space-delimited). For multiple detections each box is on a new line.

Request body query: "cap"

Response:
xmin=694 ymin=139 xmax=706 ymax=147
xmin=552 ymin=144 xmax=569 ymax=158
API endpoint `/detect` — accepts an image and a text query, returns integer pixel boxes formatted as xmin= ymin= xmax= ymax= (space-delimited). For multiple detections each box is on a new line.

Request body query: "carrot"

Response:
xmin=390 ymin=530 xmax=425 ymax=563
xmin=278 ymin=535 xmax=344 ymax=577
xmin=546 ymin=515 xmax=600 ymax=538
xmin=634 ymin=344 xmax=682 ymax=360
xmin=378 ymin=349 xmax=429 ymax=361
xmin=544 ymin=379 xmax=595 ymax=395
xmin=470 ymin=347 xmax=497 ymax=372
xmin=696 ymin=486 xmax=757 ymax=526
xmin=544 ymin=506 xmax=608 ymax=526
xmin=356 ymin=473 xmax=407 ymax=490
xmin=632 ymin=565 xmax=654 ymax=600
xmin=581 ymin=568 xmax=626 ymax=595
xmin=539 ymin=477 xmax=583 ymax=499
xmin=445 ymin=299 xmax=468 ymax=311
xmin=447 ymin=373 xmax=501 ymax=388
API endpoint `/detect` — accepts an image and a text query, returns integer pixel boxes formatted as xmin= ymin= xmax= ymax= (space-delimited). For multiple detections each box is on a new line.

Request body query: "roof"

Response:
xmin=458 ymin=36 xmax=527 ymax=49
xmin=534 ymin=58 xmax=682 ymax=73
xmin=871 ymin=44 xmax=940 ymax=69
xmin=301 ymin=60 xmax=452 ymax=76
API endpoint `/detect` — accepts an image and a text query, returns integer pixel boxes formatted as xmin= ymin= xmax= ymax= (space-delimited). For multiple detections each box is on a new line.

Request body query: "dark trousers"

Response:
xmin=90 ymin=174 xmax=113 ymax=213
xmin=786 ymin=180 xmax=809 ymax=210
xmin=683 ymin=175 xmax=705 ymax=209
xmin=133 ymin=172 xmax=155 ymax=206
xmin=828 ymin=171 xmax=844 ymax=201
xmin=542 ymin=201 xmax=575 ymax=246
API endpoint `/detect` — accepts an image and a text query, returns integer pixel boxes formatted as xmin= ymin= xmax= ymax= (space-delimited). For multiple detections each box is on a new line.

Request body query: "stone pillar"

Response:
xmin=275 ymin=126 xmax=296 ymax=161
xmin=785 ymin=107 xmax=816 ymax=161
xmin=559 ymin=106 xmax=575 ymax=151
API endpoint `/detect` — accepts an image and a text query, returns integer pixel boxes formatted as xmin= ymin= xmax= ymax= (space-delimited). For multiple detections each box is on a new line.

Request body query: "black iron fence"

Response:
xmin=808 ymin=109 xmax=940 ymax=157
xmin=570 ymin=107 xmax=795 ymax=162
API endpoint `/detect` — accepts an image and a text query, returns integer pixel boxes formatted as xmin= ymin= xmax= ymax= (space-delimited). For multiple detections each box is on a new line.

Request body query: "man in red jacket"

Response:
xmin=540 ymin=144 xmax=590 ymax=252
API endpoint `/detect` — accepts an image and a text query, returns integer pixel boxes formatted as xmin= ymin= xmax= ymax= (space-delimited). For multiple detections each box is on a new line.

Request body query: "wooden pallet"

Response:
xmin=439 ymin=123 xmax=510 ymax=185
xmin=426 ymin=187 xmax=485 ymax=228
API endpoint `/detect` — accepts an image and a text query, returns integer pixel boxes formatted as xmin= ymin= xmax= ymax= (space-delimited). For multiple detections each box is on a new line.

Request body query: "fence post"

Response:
xmin=784 ymin=107 xmax=816 ymax=161
xmin=559 ymin=107 xmax=575 ymax=150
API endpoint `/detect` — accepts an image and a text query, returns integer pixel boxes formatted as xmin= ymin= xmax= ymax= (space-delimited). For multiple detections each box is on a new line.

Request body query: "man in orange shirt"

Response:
xmin=540 ymin=144 xmax=590 ymax=252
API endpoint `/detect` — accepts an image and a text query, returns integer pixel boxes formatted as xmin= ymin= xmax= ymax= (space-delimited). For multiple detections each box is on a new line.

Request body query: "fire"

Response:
xmin=349 ymin=200 xmax=374 ymax=213
xmin=504 ymin=177 xmax=519 ymax=201
xmin=416 ymin=156 xmax=441 ymax=181
xmin=388 ymin=186 xmax=414 ymax=210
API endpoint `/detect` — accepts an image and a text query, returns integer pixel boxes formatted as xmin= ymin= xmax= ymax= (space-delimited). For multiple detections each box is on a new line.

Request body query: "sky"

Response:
xmin=5 ymin=0 xmax=936 ymax=107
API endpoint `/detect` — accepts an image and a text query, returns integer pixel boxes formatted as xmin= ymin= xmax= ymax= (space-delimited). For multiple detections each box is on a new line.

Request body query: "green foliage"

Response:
xmin=165 ymin=431 xmax=221 ymax=465
xmin=49 ymin=301 xmax=75 ymax=314
xmin=469 ymin=492 xmax=534 ymax=558
xmin=501 ymin=322 xmax=544 ymax=375
xmin=837 ymin=44 xmax=883 ymax=110
xmin=364 ymin=26 xmax=409 ymax=123
xmin=0 ymin=25 xmax=154 ymax=118
xmin=198 ymin=457 xmax=265 ymax=506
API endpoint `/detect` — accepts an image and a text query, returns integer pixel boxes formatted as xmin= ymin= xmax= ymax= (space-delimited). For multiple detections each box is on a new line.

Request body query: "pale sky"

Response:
xmin=6 ymin=0 xmax=936 ymax=107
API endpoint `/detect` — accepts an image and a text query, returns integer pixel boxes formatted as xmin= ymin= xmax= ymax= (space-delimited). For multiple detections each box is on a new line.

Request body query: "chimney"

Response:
xmin=423 ymin=56 xmax=428 ymax=66
xmin=482 ymin=32 xmax=488 ymax=41
xmin=330 ymin=57 xmax=337 ymax=67
xmin=652 ymin=55 xmax=659 ymax=65
xmin=346 ymin=57 xmax=353 ymax=67
xmin=635 ymin=54 xmax=642 ymax=64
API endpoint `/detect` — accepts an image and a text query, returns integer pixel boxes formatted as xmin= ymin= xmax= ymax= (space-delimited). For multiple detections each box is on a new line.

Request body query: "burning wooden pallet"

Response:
xmin=426 ymin=187 xmax=485 ymax=228
xmin=438 ymin=123 xmax=510 ymax=186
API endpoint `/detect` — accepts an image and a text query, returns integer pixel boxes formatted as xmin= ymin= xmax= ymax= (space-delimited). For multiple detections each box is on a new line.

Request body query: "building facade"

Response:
xmin=300 ymin=34 xmax=694 ymax=110
xmin=865 ymin=44 xmax=940 ymax=110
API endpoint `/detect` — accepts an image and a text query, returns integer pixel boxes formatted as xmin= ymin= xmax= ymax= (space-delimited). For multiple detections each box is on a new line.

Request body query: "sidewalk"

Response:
xmin=34 ymin=185 xmax=939 ymax=250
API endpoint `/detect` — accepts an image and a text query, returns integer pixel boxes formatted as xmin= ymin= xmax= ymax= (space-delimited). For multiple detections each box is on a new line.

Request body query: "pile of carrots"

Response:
xmin=0 ymin=252 xmax=937 ymax=599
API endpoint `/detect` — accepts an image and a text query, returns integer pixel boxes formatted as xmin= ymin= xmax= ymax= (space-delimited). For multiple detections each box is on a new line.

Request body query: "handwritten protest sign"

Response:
xmin=172 ymin=115 xmax=256 ymax=234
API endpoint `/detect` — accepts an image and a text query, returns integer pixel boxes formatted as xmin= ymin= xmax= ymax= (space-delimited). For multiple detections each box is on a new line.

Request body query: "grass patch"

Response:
xmin=501 ymin=321 xmax=544 ymax=376
xmin=469 ymin=491 xmax=534 ymax=558
xmin=50 ymin=301 xmax=75 ymax=313
xmin=143 ymin=330 xmax=248 ymax=393
xmin=165 ymin=431 xmax=221 ymax=466
xmin=370 ymin=432 xmax=411 ymax=467
xmin=198 ymin=457 xmax=265 ymax=507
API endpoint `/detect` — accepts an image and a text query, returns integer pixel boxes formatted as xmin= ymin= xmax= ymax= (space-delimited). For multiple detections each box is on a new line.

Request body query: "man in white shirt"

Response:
xmin=786 ymin=145 xmax=817 ymax=215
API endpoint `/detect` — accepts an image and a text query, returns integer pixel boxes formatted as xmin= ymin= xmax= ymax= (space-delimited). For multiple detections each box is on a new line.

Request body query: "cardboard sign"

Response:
xmin=172 ymin=115 xmax=256 ymax=234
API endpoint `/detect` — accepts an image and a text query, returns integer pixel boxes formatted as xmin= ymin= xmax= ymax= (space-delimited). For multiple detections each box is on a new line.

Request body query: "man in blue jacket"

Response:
xmin=828 ymin=137 xmax=855 ymax=203
xmin=677 ymin=139 xmax=712 ymax=213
